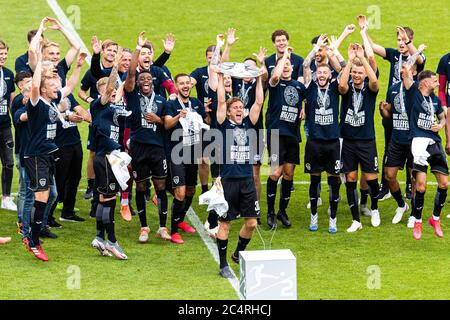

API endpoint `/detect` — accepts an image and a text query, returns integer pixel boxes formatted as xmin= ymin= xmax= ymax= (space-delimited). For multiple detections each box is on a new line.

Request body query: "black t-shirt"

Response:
xmin=304 ymin=79 xmax=340 ymax=141
xmin=11 ymin=93 xmax=26 ymax=156
xmin=340 ymin=80 xmax=378 ymax=140
xmin=266 ymin=79 xmax=305 ymax=142
xmin=218 ymin=117 xmax=255 ymax=178
xmin=0 ymin=67 xmax=15 ymax=129
xmin=80 ymin=69 xmax=100 ymax=99
xmin=24 ymin=91 xmax=63 ymax=157
xmin=57 ymin=59 xmax=70 ymax=87
xmin=437 ymin=52 xmax=450 ymax=106
xmin=90 ymin=97 xmax=121 ymax=157
xmin=125 ymin=88 xmax=166 ymax=147
xmin=384 ymin=48 xmax=425 ymax=90
xmin=190 ymin=66 xmax=209 ymax=104
xmin=406 ymin=82 xmax=444 ymax=142
xmin=55 ymin=94 xmax=82 ymax=148
xmin=386 ymin=82 xmax=410 ymax=145
xmin=165 ymin=97 xmax=206 ymax=159
xmin=265 ymin=53 xmax=304 ymax=81
xmin=15 ymin=52 xmax=32 ymax=74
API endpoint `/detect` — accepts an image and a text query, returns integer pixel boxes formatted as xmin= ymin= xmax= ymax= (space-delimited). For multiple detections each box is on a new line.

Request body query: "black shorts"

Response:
xmin=87 ymin=125 xmax=96 ymax=152
xmin=385 ymin=141 xmax=412 ymax=170
xmin=304 ymin=139 xmax=341 ymax=175
xmin=267 ymin=134 xmax=300 ymax=165
xmin=170 ymin=162 xmax=198 ymax=188
xmin=23 ymin=154 xmax=56 ymax=192
xmin=341 ymin=139 xmax=379 ymax=174
xmin=221 ymin=177 xmax=260 ymax=221
xmin=130 ymin=141 xmax=168 ymax=182
xmin=93 ymin=154 xmax=120 ymax=196
xmin=412 ymin=142 xmax=449 ymax=175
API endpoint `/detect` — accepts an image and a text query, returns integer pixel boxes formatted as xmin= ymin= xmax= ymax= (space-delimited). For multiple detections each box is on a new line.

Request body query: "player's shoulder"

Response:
xmin=2 ymin=67 xmax=14 ymax=78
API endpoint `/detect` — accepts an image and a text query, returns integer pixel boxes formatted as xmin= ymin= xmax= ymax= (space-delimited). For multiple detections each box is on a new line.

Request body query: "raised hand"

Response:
xmin=357 ymin=15 xmax=367 ymax=29
xmin=216 ymin=34 xmax=225 ymax=48
xmin=226 ymin=28 xmax=238 ymax=46
xmin=114 ymin=47 xmax=123 ymax=67
xmin=138 ymin=31 xmax=147 ymax=47
xmin=46 ymin=17 xmax=62 ymax=30
xmin=418 ymin=44 xmax=427 ymax=53
xmin=344 ymin=24 xmax=356 ymax=35
xmin=253 ymin=47 xmax=267 ymax=65
xmin=163 ymin=33 xmax=176 ymax=54
xmin=329 ymin=35 xmax=338 ymax=51
xmin=355 ymin=44 xmax=365 ymax=59
xmin=316 ymin=34 xmax=328 ymax=48
xmin=348 ymin=43 xmax=356 ymax=61
xmin=91 ymin=36 xmax=101 ymax=55
xmin=77 ymin=52 xmax=88 ymax=67
xmin=39 ymin=17 xmax=49 ymax=32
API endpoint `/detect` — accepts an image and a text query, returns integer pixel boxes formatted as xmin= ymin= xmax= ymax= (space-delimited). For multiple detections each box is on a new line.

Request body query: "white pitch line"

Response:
xmin=46 ymin=0 xmax=92 ymax=65
xmin=186 ymin=207 xmax=241 ymax=299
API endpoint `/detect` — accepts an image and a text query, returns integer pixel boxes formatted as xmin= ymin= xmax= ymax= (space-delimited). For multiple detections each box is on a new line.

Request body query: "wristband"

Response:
xmin=405 ymin=40 xmax=412 ymax=45
xmin=136 ymin=45 xmax=142 ymax=51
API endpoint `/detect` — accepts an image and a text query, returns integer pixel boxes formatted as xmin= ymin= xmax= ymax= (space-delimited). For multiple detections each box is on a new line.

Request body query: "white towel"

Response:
xmin=411 ymin=137 xmax=435 ymax=167
xmin=179 ymin=111 xmax=210 ymax=134
xmin=106 ymin=150 xmax=132 ymax=191
xmin=199 ymin=178 xmax=229 ymax=217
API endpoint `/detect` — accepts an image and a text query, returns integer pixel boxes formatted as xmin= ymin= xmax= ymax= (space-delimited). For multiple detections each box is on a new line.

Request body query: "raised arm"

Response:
xmin=402 ymin=63 xmax=414 ymax=90
xmin=101 ymin=52 xmax=120 ymax=105
xmin=360 ymin=25 xmax=378 ymax=73
xmin=332 ymin=24 xmax=356 ymax=51
xmin=303 ymin=34 xmax=327 ymax=87
xmin=216 ymin=72 xmax=227 ymax=125
xmin=249 ymin=70 xmax=265 ymax=126
xmin=356 ymin=44 xmax=378 ymax=92
xmin=64 ymin=53 xmax=87 ymax=98
xmin=31 ymin=46 xmax=43 ymax=106
xmin=46 ymin=17 xmax=80 ymax=67
xmin=28 ymin=17 xmax=47 ymax=71
xmin=90 ymin=36 xmax=104 ymax=80
xmin=208 ymin=34 xmax=225 ymax=91
xmin=221 ymin=28 xmax=238 ymax=63
xmin=338 ymin=44 xmax=356 ymax=95
xmin=269 ymin=47 xmax=291 ymax=87
xmin=124 ymin=32 xmax=146 ymax=93
xmin=357 ymin=15 xmax=386 ymax=58
xmin=254 ymin=47 xmax=268 ymax=84
xmin=153 ymin=33 xmax=175 ymax=68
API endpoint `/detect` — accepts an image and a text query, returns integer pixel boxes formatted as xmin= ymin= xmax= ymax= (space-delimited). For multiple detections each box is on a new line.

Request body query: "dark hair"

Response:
xmin=226 ymin=96 xmax=244 ymax=111
xmin=174 ymin=73 xmax=191 ymax=83
xmin=14 ymin=71 xmax=32 ymax=85
xmin=311 ymin=36 xmax=320 ymax=45
xmin=243 ymin=57 xmax=257 ymax=64
xmin=418 ymin=70 xmax=435 ymax=82
xmin=271 ymin=30 xmax=289 ymax=43
xmin=27 ymin=29 xmax=40 ymax=43
xmin=397 ymin=27 xmax=414 ymax=40
xmin=142 ymin=41 xmax=153 ymax=52
xmin=122 ymin=48 xmax=132 ymax=54
xmin=138 ymin=70 xmax=152 ymax=77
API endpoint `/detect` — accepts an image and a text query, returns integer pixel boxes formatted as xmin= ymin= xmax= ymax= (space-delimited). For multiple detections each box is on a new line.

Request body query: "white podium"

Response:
xmin=239 ymin=249 xmax=297 ymax=300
